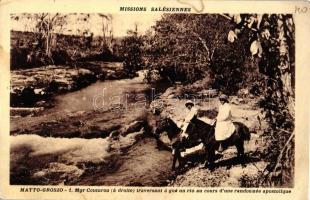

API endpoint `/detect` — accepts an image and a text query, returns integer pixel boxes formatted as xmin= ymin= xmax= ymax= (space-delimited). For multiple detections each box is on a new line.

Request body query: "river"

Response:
xmin=10 ymin=67 xmax=174 ymax=186
xmin=52 ymin=70 xmax=169 ymax=113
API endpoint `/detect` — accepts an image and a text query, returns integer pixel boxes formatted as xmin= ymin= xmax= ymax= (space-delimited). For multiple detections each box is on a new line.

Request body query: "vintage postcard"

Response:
xmin=0 ymin=0 xmax=309 ymax=199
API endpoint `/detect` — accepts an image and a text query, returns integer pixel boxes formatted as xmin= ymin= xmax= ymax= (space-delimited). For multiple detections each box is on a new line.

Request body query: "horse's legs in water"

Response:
xmin=236 ymin=140 xmax=246 ymax=167
xmin=172 ymin=148 xmax=177 ymax=171
xmin=205 ymin=147 xmax=216 ymax=170
xmin=172 ymin=147 xmax=181 ymax=171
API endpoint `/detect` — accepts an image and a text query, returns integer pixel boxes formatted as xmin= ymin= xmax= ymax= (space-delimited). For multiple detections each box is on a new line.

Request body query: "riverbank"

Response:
xmin=10 ymin=62 xmax=129 ymax=113
xmin=11 ymin=65 xmax=95 ymax=108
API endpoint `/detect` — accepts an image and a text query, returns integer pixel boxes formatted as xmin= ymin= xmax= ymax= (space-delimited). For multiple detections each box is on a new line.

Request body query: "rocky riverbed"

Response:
xmin=10 ymin=62 xmax=126 ymax=110
xmin=10 ymin=69 xmax=172 ymax=186
xmin=11 ymin=65 xmax=96 ymax=107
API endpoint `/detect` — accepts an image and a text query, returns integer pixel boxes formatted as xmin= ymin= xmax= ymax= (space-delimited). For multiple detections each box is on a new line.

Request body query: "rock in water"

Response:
xmin=121 ymin=120 xmax=145 ymax=136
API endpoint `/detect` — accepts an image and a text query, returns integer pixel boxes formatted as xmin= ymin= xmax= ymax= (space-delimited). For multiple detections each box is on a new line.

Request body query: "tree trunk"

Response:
xmin=46 ymin=32 xmax=50 ymax=57
xmin=277 ymin=15 xmax=294 ymax=115
xmin=278 ymin=16 xmax=293 ymax=94
xmin=102 ymin=18 xmax=106 ymax=46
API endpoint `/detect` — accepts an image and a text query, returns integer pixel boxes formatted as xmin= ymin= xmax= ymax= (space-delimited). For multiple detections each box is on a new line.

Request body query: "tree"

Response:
xmin=120 ymin=30 xmax=144 ymax=75
xmin=33 ymin=13 xmax=68 ymax=60
xmin=222 ymin=13 xmax=295 ymax=186
xmin=144 ymin=14 xmax=249 ymax=88
xmin=98 ymin=14 xmax=109 ymax=47
xmin=222 ymin=14 xmax=294 ymax=101
xmin=11 ymin=13 xmax=68 ymax=61
xmin=98 ymin=14 xmax=114 ymax=51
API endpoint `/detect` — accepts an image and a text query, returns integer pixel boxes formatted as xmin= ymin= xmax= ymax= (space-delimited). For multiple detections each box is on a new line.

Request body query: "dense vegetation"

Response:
xmin=123 ymin=13 xmax=295 ymax=187
xmin=11 ymin=30 xmax=123 ymax=69
xmin=10 ymin=13 xmax=124 ymax=70
xmin=119 ymin=30 xmax=145 ymax=76
xmin=123 ymin=14 xmax=262 ymax=95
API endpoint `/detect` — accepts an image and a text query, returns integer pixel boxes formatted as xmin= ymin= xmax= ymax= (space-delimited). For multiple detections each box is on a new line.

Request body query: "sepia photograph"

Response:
xmin=8 ymin=12 xmax=296 ymax=188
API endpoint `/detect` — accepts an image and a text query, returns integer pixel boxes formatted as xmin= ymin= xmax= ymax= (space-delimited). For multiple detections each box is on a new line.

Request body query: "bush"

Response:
xmin=144 ymin=14 xmax=250 ymax=89
xmin=120 ymin=30 xmax=144 ymax=75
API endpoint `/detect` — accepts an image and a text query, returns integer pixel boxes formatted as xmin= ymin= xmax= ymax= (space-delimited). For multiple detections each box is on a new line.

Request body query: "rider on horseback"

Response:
xmin=180 ymin=100 xmax=198 ymax=140
xmin=215 ymin=94 xmax=235 ymax=152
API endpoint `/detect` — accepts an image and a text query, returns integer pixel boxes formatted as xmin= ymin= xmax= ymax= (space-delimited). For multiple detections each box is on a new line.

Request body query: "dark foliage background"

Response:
xmin=141 ymin=14 xmax=263 ymax=96
xmin=10 ymin=31 xmax=123 ymax=70
xmin=119 ymin=30 xmax=145 ymax=76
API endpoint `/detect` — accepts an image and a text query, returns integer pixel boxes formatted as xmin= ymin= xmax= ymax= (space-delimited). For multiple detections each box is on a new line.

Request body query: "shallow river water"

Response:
xmin=10 ymin=70 xmax=173 ymax=186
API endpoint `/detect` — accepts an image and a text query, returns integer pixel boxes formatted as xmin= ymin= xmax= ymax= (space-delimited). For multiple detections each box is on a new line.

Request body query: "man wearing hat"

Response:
xmin=215 ymin=94 xmax=235 ymax=152
xmin=180 ymin=100 xmax=198 ymax=139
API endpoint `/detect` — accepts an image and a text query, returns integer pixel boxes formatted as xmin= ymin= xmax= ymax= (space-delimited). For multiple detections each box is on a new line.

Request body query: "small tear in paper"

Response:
xmin=176 ymin=0 xmax=205 ymax=13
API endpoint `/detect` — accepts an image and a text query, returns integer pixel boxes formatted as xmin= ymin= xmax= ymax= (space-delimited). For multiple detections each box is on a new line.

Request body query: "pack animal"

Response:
xmin=155 ymin=117 xmax=251 ymax=170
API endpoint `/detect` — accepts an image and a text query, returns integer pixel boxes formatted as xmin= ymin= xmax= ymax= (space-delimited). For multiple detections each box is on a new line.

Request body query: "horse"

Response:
xmin=154 ymin=116 xmax=251 ymax=170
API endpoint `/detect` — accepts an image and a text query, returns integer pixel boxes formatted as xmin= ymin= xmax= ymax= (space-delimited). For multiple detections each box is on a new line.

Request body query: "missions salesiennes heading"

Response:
xmin=120 ymin=6 xmax=191 ymax=12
